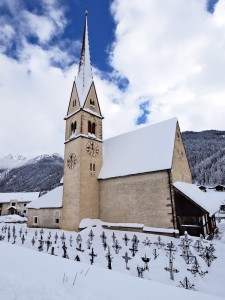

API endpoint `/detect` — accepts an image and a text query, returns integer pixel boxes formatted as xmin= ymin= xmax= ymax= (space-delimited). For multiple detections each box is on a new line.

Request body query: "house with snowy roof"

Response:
xmin=0 ymin=192 xmax=39 ymax=217
xmin=27 ymin=12 xmax=219 ymax=237
xmin=27 ymin=185 xmax=62 ymax=229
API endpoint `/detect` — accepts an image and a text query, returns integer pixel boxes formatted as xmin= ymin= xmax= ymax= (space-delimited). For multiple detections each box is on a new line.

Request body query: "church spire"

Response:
xmin=76 ymin=10 xmax=93 ymax=107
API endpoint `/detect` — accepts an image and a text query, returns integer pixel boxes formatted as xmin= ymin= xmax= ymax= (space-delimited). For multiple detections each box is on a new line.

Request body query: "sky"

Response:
xmin=0 ymin=0 xmax=224 ymax=157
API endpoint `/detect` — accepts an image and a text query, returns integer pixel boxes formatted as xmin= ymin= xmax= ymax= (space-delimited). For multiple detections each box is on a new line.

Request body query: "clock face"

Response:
xmin=86 ymin=141 xmax=99 ymax=157
xmin=67 ymin=153 xmax=77 ymax=169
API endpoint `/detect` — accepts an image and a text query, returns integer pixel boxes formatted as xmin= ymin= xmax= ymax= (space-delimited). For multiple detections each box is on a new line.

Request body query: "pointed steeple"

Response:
xmin=76 ymin=10 xmax=93 ymax=107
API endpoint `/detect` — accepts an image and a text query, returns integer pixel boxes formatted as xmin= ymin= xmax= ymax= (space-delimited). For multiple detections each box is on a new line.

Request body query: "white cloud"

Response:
xmin=22 ymin=11 xmax=55 ymax=43
xmin=110 ymin=0 xmax=225 ymax=132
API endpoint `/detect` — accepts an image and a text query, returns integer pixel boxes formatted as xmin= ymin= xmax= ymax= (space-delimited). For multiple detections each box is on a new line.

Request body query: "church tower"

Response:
xmin=62 ymin=12 xmax=103 ymax=231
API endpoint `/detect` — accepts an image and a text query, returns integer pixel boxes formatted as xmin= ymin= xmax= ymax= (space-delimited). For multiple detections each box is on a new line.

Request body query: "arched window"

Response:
xmin=92 ymin=123 xmax=96 ymax=134
xmin=88 ymin=121 xmax=92 ymax=133
xmin=71 ymin=121 xmax=77 ymax=135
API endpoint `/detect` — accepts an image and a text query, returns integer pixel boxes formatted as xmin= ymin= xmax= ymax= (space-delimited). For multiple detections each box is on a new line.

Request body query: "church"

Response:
xmin=27 ymin=12 xmax=219 ymax=238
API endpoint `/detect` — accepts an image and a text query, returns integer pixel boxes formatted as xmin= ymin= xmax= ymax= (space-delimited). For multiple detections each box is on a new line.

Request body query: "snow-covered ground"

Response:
xmin=0 ymin=220 xmax=225 ymax=299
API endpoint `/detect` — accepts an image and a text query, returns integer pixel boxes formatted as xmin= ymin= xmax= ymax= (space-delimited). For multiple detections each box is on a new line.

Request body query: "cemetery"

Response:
xmin=0 ymin=219 xmax=225 ymax=299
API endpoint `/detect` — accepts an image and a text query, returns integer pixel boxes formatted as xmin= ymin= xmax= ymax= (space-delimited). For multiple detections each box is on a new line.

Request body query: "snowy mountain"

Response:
xmin=0 ymin=154 xmax=63 ymax=192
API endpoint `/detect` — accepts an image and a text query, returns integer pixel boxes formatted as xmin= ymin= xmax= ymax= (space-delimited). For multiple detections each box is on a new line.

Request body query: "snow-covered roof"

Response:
xmin=99 ymin=118 xmax=177 ymax=179
xmin=173 ymin=182 xmax=222 ymax=216
xmin=27 ymin=186 xmax=62 ymax=209
xmin=75 ymin=12 xmax=93 ymax=107
xmin=0 ymin=192 xmax=39 ymax=204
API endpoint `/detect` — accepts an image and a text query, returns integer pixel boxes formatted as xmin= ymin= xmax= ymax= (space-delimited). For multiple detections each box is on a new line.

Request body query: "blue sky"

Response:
xmin=0 ymin=0 xmax=225 ymax=157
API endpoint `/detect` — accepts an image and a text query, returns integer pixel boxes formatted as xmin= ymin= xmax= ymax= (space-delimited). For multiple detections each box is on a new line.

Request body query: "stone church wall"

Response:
xmin=27 ymin=208 xmax=61 ymax=229
xmin=99 ymin=171 xmax=174 ymax=228
xmin=171 ymin=124 xmax=192 ymax=183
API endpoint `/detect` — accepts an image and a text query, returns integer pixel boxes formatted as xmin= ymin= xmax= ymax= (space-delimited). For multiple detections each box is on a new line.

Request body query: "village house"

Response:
xmin=0 ymin=192 xmax=39 ymax=216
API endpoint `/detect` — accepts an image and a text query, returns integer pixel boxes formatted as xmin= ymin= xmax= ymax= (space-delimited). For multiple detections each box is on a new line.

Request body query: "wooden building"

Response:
xmin=173 ymin=182 xmax=220 ymax=237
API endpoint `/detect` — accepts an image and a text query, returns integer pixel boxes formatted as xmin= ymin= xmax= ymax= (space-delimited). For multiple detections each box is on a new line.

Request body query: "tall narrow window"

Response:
xmin=71 ymin=121 xmax=77 ymax=135
xmin=88 ymin=121 xmax=92 ymax=133
xmin=92 ymin=123 xmax=96 ymax=134
xmin=90 ymin=163 xmax=92 ymax=171
xmin=93 ymin=164 xmax=95 ymax=172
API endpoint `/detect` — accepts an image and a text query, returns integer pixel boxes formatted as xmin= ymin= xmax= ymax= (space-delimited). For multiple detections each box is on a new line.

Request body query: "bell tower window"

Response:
xmin=71 ymin=121 xmax=77 ymax=135
xmin=88 ymin=121 xmax=96 ymax=135
xmin=72 ymin=100 xmax=76 ymax=107
xmin=92 ymin=123 xmax=96 ymax=134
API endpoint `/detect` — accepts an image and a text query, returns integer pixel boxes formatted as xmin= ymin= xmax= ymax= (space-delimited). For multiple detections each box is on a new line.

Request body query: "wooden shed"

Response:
xmin=173 ymin=182 xmax=220 ymax=238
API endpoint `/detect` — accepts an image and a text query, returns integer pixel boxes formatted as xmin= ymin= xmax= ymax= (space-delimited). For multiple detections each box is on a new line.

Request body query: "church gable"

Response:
xmin=67 ymin=81 xmax=80 ymax=116
xmin=83 ymin=82 xmax=102 ymax=117
xmin=170 ymin=123 xmax=192 ymax=183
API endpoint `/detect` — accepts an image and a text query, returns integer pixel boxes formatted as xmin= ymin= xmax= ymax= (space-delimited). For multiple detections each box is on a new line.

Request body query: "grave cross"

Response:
xmin=38 ymin=238 xmax=44 ymax=251
xmin=122 ymin=233 xmax=130 ymax=246
xmin=142 ymin=237 xmax=152 ymax=247
xmin=187 ymin=257 xmax=208 ymax=277
xmin=76 ymin=242 xmax=85 ymax=252
xmin=180 ymin=250 xmax=195 ymax=264
xmin=105 ymin=246 xmax=113 ymax=270
xmin=86 ymin=238 xmax=92 ymax=249
xmin=40 ymin=228 xmax=44 ymax=235
xmin=19 ymin=227 xmax=22 ymax=237
xmin=102 ymin=240 xmax=108 ymax=251
xmin=54 ymin=232 xmax=58 ymax=243
xmin=154 ymin=236 xmax=165 ymax=249
xmin=35 ymin=230 xmax=38 ymax=239
xmin=129 ymin=243 xmax=138 ymax=257
xmin=25 ymin=229 xmax=28 ymax=236
xmin=31 ymin=236 xmax=35 ymax=246
xmin=199 ymin=245 xmax=217 ymax=267
xmin=88 ymin=229 xmax=94 ymax=241
xmin=12 ymin=226 xmax=16 ymax=236
xmin=164 ymin=241 xmax=177 ymax=259
xmin=152 ymin=248 xmax=159 ymax=260
xmin=112 ymin=232 xmax=116 ymax=244
xmin=122 ymin=251 xmax=132 ymax=270
xmin=60 ymin=232 xmax=66 ymax=244
xmin=46 ymin=239 xmax=52 ymax=252
xmin=131 ymin=234 xmax=139 ymax=246
xmin=137 ymin=266 xmax=145 ymax=278
xmin=7 ymin=230 xmax=11 ymax=242
xmin=193 ymin=239 xmax=204 ymax=253
xmin=112 ymin=240 xmax=122 ymax=254
xmin=76 ymin=234 xmax=82 ymax=245
xmin=89 ymin=248 xmax=97 ymax=265
xmin=21 ymin=234 xmax=25 ymax=245
xmin=178 ymin=277 xmax=196 ymax=291
xmin=100 ymin=231 xmax=107 ymax=244
xmin=62 ymin=242 xmax=69 ymax=258
xmin=141 ymin=254 xmax=150 ymax=271
xmin=164 ymin=257 xmax=179 ymax=280
xmin=12 ymin=234 xmax=16 ymax=244
xmin=69 ymin=235 xmax=73 ymax=247
xmin=47 ymin=232 xmax=51 ymax=240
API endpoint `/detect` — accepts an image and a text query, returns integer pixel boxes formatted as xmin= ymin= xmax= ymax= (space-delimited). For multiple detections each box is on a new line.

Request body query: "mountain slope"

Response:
xmin=182 ymin=130 xmax=225 ymax=186
xmin=0 ymin=154 xmax=63 ymax=192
